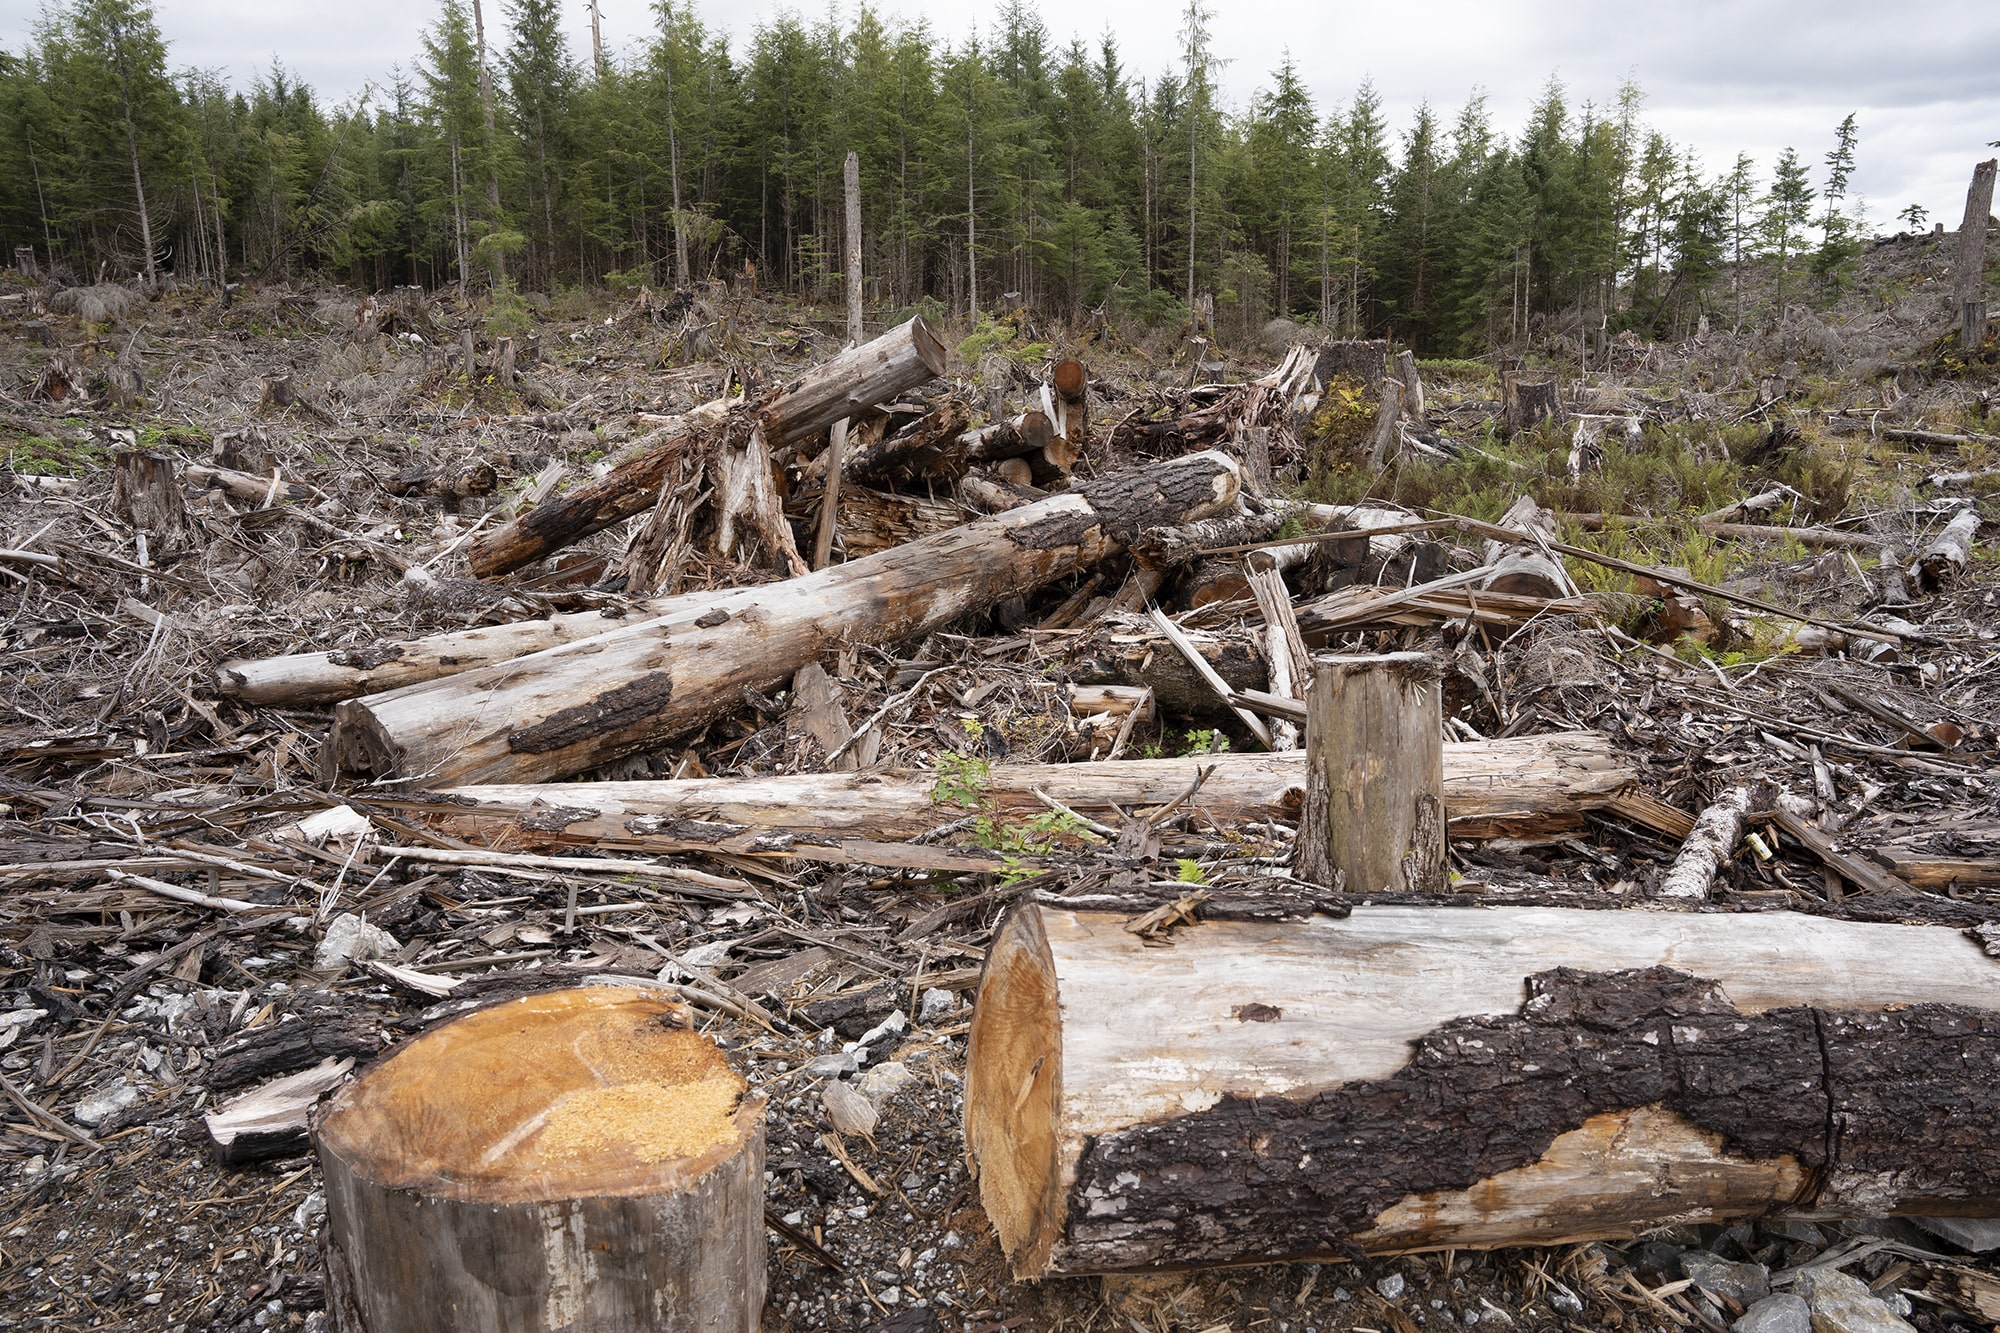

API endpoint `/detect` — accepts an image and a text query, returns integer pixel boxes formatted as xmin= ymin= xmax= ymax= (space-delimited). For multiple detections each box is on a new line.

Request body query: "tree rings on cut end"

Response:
xmin=315 ymin=987 xmax=760 ymax=1205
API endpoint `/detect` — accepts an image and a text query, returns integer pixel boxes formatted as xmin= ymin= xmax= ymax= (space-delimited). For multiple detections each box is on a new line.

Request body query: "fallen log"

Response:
xmin=410 ymin=731 xmax=1635 ymax=846
xmin=966 ymin=903 xmax=2000 ymax=1277
xmin=1656 ymin=786 xmax=1751 ymax=901
xmin=333 ymin=452 xmax=1244 ymax=787
xmin=316 ymin=987 xmax=765 ymax=1332
xmin=1482 ymin=494 xmax=1570 ymax=598
xmin=1916 ymin=507 xmax=1980 ymax=588
xmin=466 ymin=316 xmax=947 ymax=578
xmin=219 ymin=597 xmax=732 ymax=705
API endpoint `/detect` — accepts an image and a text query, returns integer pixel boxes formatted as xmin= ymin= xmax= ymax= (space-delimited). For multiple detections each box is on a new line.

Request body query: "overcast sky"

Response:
xmin=4 ymin=0 xmax=1996 ymax=226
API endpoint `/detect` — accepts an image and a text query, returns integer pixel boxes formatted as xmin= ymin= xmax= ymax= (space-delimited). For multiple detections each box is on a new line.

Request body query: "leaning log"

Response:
xmin=966 ymin=902 xmax=2000 ymax=1277
xmin=333 ymin=452 xmax=1244 ymax=787
xmin=316 ymin=987 xmax=765 ymax=1332
xmin=466 ymin=316 xmax=947 ymax=578
xmin=412 ymin=731 xmax=1635 ymax=846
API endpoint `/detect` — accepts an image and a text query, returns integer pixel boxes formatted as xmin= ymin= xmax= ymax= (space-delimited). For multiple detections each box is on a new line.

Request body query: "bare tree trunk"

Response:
xmin=663 ymin=42 xmax=689 ymax=288
xmin=470 ymin=0 xmax=504 ymax=280
xmin=1957 ymin=158 xmax=1997 ymax=351
xmin=844 ymin=150 xmax=863 ymax=345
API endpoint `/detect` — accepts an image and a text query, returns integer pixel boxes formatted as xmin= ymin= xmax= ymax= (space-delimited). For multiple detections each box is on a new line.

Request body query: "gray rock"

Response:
xmin=73 ymin=1078 xmax=138 ymax=1126
xmin=1261 ymin=317 xmax=1307 ymax=354
xmin=821 ymin=1080 xmax=878 ymax=1136
xmin=1375 ymin=1272 xmax=1406 ymax=1301
xmin=1761 ymin=1220 xmax=1826 ymax=1246
xmin=1793 ymin=1269 xmax=1917 ymax=1333
xmin=1683 ymin=1251 xmax=1771 ymax=1305
xmin=918 ymin=987 xmax=957 ymax=1024
xmin=1732 ymin=1294 xmax=1809 ymax=1333
xmin=856 ymin=1061 xmax=917 ymax=1109
xmin=314 ymin=913 xmax=399 ymax=971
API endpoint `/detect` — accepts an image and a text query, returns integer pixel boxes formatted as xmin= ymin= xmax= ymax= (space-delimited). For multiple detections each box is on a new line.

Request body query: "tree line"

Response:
xmin=0 ymin=0 xmax=1877 ymax=353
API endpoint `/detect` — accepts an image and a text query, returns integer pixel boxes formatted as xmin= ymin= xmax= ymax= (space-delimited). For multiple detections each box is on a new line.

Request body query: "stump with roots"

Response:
xmin=314 ymin=987 xmax=766 ymax=1333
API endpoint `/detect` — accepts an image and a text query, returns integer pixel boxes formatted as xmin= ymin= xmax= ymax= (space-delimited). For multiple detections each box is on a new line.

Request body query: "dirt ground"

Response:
xmin=3 ymin=249 xmax=1999 ymax=1333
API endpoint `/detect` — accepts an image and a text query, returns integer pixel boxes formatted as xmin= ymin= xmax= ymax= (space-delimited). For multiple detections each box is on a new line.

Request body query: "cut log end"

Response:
xmin=965 ymin=905 xmax=1064 ymax=1280
xmin=317 ymin=988 xmax=759 ymax=1205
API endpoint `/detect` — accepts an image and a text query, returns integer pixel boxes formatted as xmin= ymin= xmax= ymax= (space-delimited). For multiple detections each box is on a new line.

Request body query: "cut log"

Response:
xmin=315 ymin=987 xmax=765 ymax=1333
xmin=333 ymin=452 xmax=1244 ymax=787
xmin=965 ymin=410 xmax=1056 ymax=463
xmin=1502 ymin=370 xmax=1563 ymax=438
xmin=965 ymin=902 xmax=2000 ymax=1277
xmin=467 ymin=316 xmax=946 ymax=578
xmin=111 ymin=447 xmax=191 ymax=553
xmin=1482 ymin=494 xmax=1571 ymax=598
xmin=1915 ymin=507 xmax=1979 ymax=588
xmin=1297 ymin=653 xmax=1445 ymax=894
xmin=1053 ymin=358 xmax=1090 ymax=450
xmin=414 ymin=731 xmax=1636 ymax=848
xmin=1656 ymin=786 xmax=1751 ymax=901
xmin=1956 ymin=159 xmax=1997 ymax=351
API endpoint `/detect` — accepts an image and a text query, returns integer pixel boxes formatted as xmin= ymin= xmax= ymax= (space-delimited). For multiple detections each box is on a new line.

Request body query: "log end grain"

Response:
xmin=316 ymin=988 xmax=758 ymax=1204
xmin=965 ymin=906 xmax=1066 ymax=1280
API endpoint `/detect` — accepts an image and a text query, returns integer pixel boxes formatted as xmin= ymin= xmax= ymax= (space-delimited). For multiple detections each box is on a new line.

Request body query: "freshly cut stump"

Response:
xmin=966 ymin=904 xmax=2000 ymax=1277
xmin=314 ymin=988 xmax=765 ymax=1332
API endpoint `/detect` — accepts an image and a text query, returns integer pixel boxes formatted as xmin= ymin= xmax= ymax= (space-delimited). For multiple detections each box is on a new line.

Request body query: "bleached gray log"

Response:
xmin=333 ymin=453 xmax=1243 ymax=787
xmin=1482 ymin=494 xmax=1571 ymax=598
xmin=1656 ymin=786 xmax=1751 ymax=901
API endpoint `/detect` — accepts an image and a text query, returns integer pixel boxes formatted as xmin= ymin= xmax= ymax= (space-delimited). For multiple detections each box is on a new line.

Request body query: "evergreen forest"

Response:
xmin=0 ymin=0 xmax=1876 ymax=353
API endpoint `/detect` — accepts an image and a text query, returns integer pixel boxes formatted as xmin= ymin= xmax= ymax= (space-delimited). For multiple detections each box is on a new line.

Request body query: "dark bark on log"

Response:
xmin=207 ymin=1015 xmax=382 ymax=1093
xmin=965 ymin=410 xmax=1056 ymax=463
xmin=332 ymin=452 xmax=1243 ymax=786
xmin=967 ymin=904 xmax=2000 ymax=1277
xmin=841 ymin=400 xmax=973 ymax=488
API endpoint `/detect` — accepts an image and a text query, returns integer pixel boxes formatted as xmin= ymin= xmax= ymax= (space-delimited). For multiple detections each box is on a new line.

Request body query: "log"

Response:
xmin=1656 ymin=786 xmax=1751 ymax=901
xmin=829 ymin=485 xmax=970 ymax=559
xmin=1502 ymin=370 xmax=1563 ymax=438
xmin=414 ymin=731 xmax=1636 ymax=847
xmin=219 ymin=597 xmax=732 ymax=705
xmin=1956 ymin=158 xmax=1996 ymax=351
xmin=964 ymin=902 xmax=2000 ymax=1277
xmin=332 ymin=452 xmax=1244 ymax=787
xmin=1053 ymin=358 xmax=1089 ymax=450
xmin=965 ymin=410 xmax=1056 ymax=463
xmin=467 ymin=316 xmax=947 ymax=577
xmin=315 ymin=987 xmax=765 ymax=1333
xmin=812 ymin=417 xmax=849 ymax=569
xmin=1916 ymin=507 xmax=1980 ymax=588
xmin=841 ymin=400 xmax=973 ymax=488
xmin=1297 ymin=653 xmax=1444 ymax=893
xmin=1482 ymin=494 xmax=1571 ymax=598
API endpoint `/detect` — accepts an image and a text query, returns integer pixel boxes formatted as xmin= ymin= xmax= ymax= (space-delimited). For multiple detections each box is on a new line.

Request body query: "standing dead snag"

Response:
xmin=466 ymin=316 xmax=948 ymax=579
xmin=965 ymin=904 xmax=2000 ymax=1277
xmin=1297 ymin=653 xmax=1445 ymax=893
xmin=332 ymin=452 xmax=1244 ymax=787
xmin=1956 ymin=158 xmax=1997 ymax=351
xmin=315 ymin=988 xmax=765 ymax=1333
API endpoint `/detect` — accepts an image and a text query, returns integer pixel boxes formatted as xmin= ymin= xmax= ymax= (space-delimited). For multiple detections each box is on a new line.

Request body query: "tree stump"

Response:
xmin=314 ymin=987 xmax=766 ymax=1333
xmin=496 ymin=335 xmax=517 ymax=386
xmin=259 ymin=372 xmax=296 ymax=415
xmin=1502 ymin=370 xmax=1563 ymax=438
xmin=460 ymin=327 xmax=477 ymax=382
xmin=1394 ymin=348 xmax=1426 ymax=419
xmin=13 ymin=245 xmax=36 ymax=278
xmin=111 ymin=447 xmax=191 ymax=554
xmin=1297 ymin=652 xmax=1445 ymax=894
xmin=1308 ymin=339 xmax=1389 ymax=396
